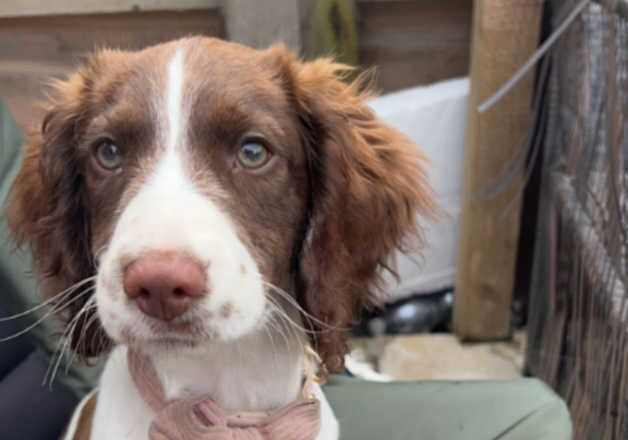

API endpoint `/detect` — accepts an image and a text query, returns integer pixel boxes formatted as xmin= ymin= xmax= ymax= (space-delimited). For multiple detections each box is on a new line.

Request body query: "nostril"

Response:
xmin=139 ymin=287 xmax=151 ymax=298
xmin=173 ymin=287 xmax=186 ymax=298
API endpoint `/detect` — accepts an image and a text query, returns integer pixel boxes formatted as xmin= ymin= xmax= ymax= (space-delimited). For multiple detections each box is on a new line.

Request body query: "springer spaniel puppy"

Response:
xmin=7 ymin=37 xmax=433 ymax=439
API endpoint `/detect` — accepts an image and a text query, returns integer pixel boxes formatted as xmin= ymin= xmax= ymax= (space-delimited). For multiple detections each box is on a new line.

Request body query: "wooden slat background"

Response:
xmin=0 ymin=0 xmax=221 ymax=17
xmin=357 ymin=0 xmax=471 ymax=92
xmin=0 ymin=1 xmax=471 ymax=130
xmin=0 ymin=10 xmax=224 ymax=130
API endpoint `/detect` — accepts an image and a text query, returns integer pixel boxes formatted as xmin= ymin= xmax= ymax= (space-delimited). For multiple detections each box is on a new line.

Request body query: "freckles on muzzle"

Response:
xmin=122 ymin=251 xmax=207 ymax=321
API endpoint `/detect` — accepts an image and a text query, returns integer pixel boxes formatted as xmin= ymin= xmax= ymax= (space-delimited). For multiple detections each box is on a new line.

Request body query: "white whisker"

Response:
xmin=262 ymin=308 xmax=292 ymax=351
xmin=66 ymin=302 xmax=99 ymax=373
xmin=262 ymin=324 xmax=279 ymax=372
xmin=44 ymin=291 xmax=97 ymax=386
xmin=0 ymin=286 xmax=94 ymax=343
xmin=265 ymin=294 xmax=325 ymax=336
xmin=0 ymin=276 xmax=96 ymax=322
xmin=263 ymin=281 xmax=345 ymax=332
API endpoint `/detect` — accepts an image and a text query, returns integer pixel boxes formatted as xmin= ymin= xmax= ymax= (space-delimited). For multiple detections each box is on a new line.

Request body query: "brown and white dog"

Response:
xmin=8 ymin=37 xmax=433 ymax=439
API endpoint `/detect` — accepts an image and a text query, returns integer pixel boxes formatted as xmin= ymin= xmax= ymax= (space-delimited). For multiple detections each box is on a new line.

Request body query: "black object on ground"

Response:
xmin=353 ymin=289 xmax=453 ymax=337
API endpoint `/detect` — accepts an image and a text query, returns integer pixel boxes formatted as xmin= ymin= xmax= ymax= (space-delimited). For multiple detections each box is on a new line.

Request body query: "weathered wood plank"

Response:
xmin=222 ymin=0 xmax=301 ymax=49
xmin=0 ymin=10 xmax=224 ymax=130
xmin=358 ymin=0 xmax=472 ymax=92
xmin=453 ymin=0 xmax=542 ymax=341
xmin=0 ymin=0 xmax=220 ymax=17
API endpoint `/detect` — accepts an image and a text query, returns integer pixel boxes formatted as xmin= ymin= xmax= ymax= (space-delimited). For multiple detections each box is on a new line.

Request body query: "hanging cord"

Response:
xmin=473 ymin=54 xmax=550 ymax=203
xmin=472 ymin=0 xmax=593 ymax=206
xmin=477 ymin=0 xmax=591 ymax=113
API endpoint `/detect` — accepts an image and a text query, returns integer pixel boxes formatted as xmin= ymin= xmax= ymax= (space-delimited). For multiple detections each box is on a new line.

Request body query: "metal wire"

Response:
xmin=526 ymin=1 xmax=628 ymax=438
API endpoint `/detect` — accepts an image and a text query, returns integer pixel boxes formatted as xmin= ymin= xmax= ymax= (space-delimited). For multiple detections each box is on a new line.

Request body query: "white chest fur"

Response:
xmin=88 ymin=341 xmax=338 ymax=440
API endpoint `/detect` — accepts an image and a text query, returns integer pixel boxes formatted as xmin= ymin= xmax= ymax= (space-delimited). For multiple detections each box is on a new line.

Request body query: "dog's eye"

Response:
xmin=95 ymin=141 xmax=122 ymax=170
xmin=237 ymin=141 xmax=270 ymax=169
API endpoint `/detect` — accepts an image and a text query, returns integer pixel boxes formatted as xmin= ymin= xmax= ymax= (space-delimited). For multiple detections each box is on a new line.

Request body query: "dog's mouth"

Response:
xmin=148 ymin=318 xmax=203 ymax=334
xmin=116 ymin=313 xmax=214 ymax=347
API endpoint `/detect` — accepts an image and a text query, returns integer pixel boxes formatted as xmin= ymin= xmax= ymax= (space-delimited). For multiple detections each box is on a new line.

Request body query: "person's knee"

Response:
xmin=499 ymin=379 xmax=572 ymax=440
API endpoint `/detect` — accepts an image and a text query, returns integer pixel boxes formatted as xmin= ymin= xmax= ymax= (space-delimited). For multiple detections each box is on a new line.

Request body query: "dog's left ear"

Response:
xmin=263 ymin=47 xmax=436 ymax=372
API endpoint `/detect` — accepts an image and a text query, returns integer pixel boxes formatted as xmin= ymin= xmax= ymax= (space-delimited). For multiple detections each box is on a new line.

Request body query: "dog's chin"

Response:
xmin=106 ymin=311 xmax=267 ymax=357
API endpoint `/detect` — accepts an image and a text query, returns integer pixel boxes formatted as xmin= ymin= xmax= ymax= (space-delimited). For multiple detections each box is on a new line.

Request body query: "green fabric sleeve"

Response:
xmin=324 ymin=376 xmax=572 ymax=440
xmin=0 ymin=98 xmax=102 ymax=398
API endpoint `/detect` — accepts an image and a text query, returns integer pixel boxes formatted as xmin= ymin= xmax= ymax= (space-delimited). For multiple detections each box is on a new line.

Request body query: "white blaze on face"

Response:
xmin=96 ymin=45 xmax=266 ymax=344
xmin=166 ymin=48 xmax=185 ymax=152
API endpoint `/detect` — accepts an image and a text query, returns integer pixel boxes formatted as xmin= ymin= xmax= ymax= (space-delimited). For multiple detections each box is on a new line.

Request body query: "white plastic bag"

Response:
xmin=369 ymin=77 xmax=469 ymax=300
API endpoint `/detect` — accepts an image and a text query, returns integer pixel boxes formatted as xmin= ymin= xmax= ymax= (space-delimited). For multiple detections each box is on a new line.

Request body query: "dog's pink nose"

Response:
xmin=123 ymin=252 xmax=206 ymax=321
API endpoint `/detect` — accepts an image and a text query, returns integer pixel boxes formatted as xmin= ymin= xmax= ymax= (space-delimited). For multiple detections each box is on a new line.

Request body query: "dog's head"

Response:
xmin=8 ymin=37 xmax=434 ymax=371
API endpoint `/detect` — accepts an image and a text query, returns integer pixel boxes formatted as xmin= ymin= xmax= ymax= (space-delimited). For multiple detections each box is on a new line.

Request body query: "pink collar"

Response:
xmin=127 ymin=349 xmax=321 ymax=440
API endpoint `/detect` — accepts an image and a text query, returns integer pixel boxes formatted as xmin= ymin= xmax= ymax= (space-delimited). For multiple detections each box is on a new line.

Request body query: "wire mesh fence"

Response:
xmin=526 ymin=0 xmax=628 ymax=438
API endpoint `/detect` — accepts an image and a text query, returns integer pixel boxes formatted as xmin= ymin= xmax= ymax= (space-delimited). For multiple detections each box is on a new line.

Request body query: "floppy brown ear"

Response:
xmin=7 ymin=71 xmax=109 ymax=357
xmin=268 ymin=48 xmax=436 ymax=372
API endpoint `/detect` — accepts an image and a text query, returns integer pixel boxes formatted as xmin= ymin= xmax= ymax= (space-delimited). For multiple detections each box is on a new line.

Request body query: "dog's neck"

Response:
xmin=142 ymin=319 xmax=306 ymax=412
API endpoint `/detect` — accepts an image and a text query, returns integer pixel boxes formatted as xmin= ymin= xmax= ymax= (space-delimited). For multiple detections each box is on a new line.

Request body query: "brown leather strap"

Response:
xmin=63 ymin=392 xmax=98 ymax=440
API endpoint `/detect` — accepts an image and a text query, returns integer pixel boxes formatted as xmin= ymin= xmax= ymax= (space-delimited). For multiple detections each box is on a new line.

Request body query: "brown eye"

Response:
xmin=237 ymin=141 xmax=270 ymax=169
xmin=95 ymin=141 xmax=122 ymax=170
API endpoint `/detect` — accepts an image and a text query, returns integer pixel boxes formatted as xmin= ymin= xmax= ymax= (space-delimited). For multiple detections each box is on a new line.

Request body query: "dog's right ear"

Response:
xmin=7 ymin=68 xmax=110 ymax=357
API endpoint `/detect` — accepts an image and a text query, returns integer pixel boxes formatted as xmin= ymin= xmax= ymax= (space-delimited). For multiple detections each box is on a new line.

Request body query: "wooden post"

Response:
xmin=453 ymin=0 xmax=542 ymax=341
